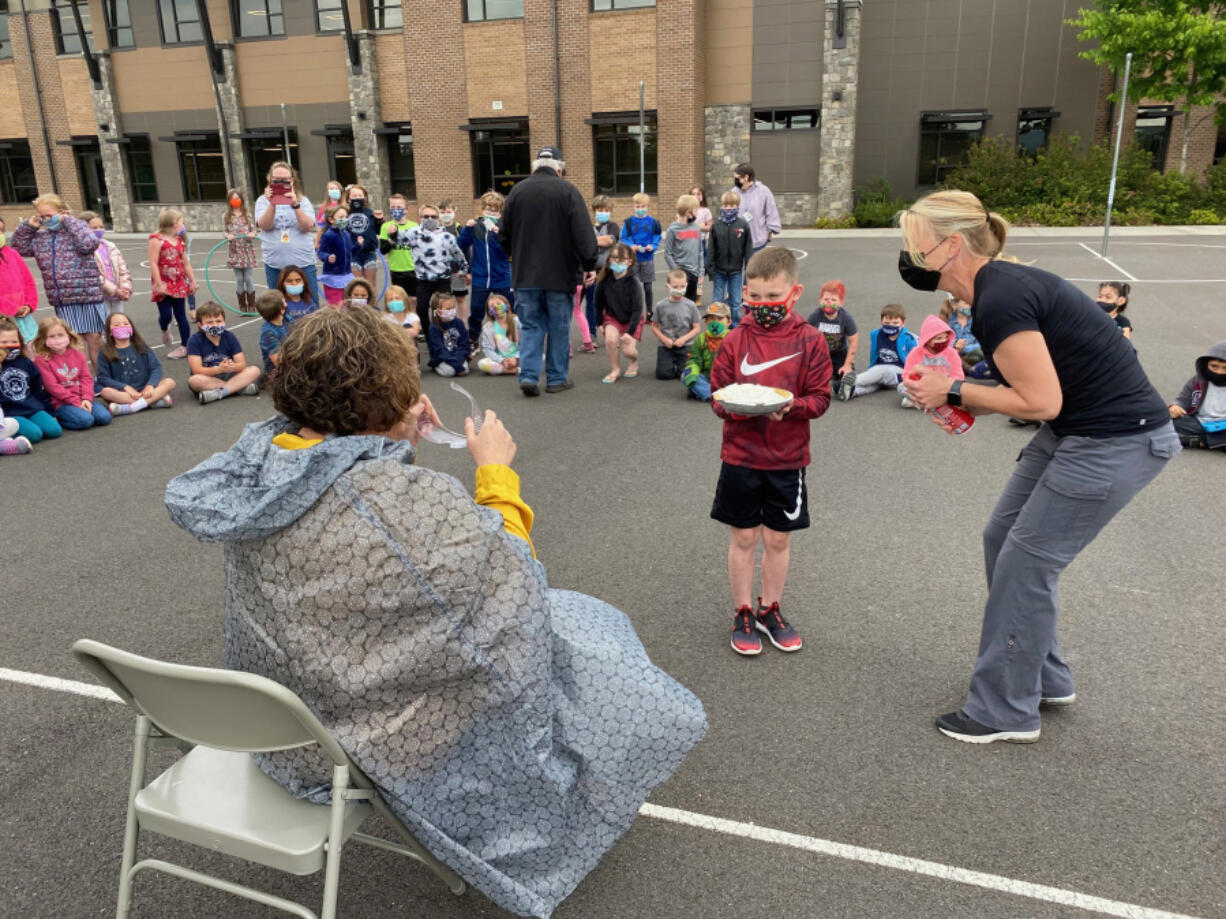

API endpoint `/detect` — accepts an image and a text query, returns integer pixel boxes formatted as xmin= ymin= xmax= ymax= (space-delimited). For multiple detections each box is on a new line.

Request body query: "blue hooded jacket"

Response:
xmin=457 ymin=219 xmax=511 ymax=289
xmin=868 ymin=326 xmax=918 ymax=368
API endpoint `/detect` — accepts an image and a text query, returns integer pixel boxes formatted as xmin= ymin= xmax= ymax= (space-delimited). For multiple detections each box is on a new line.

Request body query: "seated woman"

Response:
xmin=164 ymin=307 xmax=706 ymax=918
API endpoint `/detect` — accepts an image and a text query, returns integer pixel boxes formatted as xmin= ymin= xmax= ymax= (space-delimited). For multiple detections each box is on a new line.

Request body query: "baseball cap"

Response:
xmin=704 ymin=302 xmax=731 ymax=320
xmin=537 ymin=146 xmax=564 ymax=161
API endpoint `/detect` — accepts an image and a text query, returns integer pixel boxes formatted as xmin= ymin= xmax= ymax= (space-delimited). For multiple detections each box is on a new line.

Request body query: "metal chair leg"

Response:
xmin=319 ymin=765 xmax=350 ymax=919
xmin=115 ymin=715 xmax=151 ymax=919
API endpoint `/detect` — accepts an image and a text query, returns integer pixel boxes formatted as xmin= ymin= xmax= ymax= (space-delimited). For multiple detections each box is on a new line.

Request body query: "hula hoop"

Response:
xmin=376 ymin=249 xmax=389 ymax=302
xmin=204 ymin=239 xmax=259 ymax=316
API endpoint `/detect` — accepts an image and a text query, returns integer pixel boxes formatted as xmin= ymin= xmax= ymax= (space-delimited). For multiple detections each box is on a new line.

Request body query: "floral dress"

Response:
xmin=226 ymin=214 xmax=257 ymax=269
xmin=150 ymin=234 xmax=190 ymax=301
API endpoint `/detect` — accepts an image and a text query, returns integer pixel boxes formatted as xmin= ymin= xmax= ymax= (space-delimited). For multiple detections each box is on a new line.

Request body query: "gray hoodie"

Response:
xmin=663 ymin=218 xmax=703 ymax=276
xmin=1173 ymin=340 xmax=1226 ymax=416
xmin=164 ymin=419 xmax=706 ymax=918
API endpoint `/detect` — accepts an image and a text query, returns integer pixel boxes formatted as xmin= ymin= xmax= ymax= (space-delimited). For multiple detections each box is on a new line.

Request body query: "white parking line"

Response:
xmin=0 ymin=667 xmax=1207 ymax=919
xmin=148 ymin=316 xmax=261 ymax=351
xmin=1063 ymin=278 xmax=1226 ymax=284
xmin=1077 ymin=242 xmax=1139 ymax=282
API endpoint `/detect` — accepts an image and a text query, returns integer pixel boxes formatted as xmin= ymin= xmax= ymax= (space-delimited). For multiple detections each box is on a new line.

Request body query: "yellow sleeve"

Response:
xmin=474 ymin=464 xmax=535 ymax=557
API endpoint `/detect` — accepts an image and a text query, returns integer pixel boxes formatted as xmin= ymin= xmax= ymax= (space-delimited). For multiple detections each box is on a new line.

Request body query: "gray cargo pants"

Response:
xmin=964 ymin=422 xmax=1180 ymax=731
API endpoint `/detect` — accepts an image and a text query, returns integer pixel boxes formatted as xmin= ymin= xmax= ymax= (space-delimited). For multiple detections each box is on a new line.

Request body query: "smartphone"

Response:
xmin=269 ymin=182 xmax=293 ymax=206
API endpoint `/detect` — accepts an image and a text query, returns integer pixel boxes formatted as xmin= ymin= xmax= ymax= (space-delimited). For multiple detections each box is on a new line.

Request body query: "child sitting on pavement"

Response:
xmin=477 ymin=294 xmax=522 ymax=376
xmin=187 ymin=301 xmax=262 ymax=404
xmin=427 ymin=291 xmax=471 ymax=378
xmin=1096 ymin=281 xmax=1133 ymax=339
xmin=682 ymin=302 xmax=731 ymax=401
xmin=901 ymin=315 xmax=964 ymax=408
xmin=651 ymin=268 xmax=702 ymax=380
xmin=1168 ymin=340 xmax=1226 ymax=451
xmin=838 ymin=303 xmax=916 ymax=402
xmin=939 ymin=295 xmax=990 ymax=378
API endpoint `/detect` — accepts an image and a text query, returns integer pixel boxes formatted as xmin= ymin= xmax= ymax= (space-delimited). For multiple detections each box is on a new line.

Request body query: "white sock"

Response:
xmin=130 ymin=398 xmax=149 ymax=413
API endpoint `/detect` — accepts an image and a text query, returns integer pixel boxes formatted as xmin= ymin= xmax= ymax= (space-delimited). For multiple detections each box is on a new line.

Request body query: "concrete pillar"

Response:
xmin=348 ymin=31 xmax=389 ymax=207
xmin=91 ymin=52 xmax=135 ymax=231
xmin=818 ymin=0 xmax=862 ymax=219
xmin=214 ymin=41 xmax=251 ymax=191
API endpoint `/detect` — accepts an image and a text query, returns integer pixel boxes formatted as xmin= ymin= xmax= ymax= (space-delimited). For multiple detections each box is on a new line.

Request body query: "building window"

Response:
xmin=234 ymin=0 xmax=284 ymax=38
xmin=244 ymin=129 xmax=298 ymax=195
xmin=592 ymin=0 xmax=654 ymax=9
xmin=465 ymin=0 xmax=523 ymax=21
xmin=0 ymin=139 xmax=38 ymax=204
xmin=591 ymin=114 xmax=657 ymax=195
xmin=1017 ymin=108 xmax=1058 ymax=157
xmin=752 ymin=108 xmax=820 ymax=132
xmin=0 ymin=0 xmax=13 ymax=60
xmin=469 ymin=122 xmax=531 ymax=196
xmin=124 ymin=136 xmax=158 ymax=203
xmin=1135 ymin=106 xmax=1175 ymax=172
xmin=159 ymin=0 xmax=204 ymax=44
xmin=367 ymin=0 xmax=402 ymax=29
xmin=176 ymin=134 xmax=227 ymax=202
xmin=52 ymin=0 xmax=94 ymax=55
xmin=384 ymin=123 xmax=417 ymax=199
xmin=315 ymin=0 xmax=345 ymax=31
xmin=324 ymin=129 xmax=356 ymax=185
xmin=918 ymin=111 xmax=989 ymax=186
xmin=102 ymin=0 xmax=135 ymax=49
xmin=1215 ymin=121 xmax=1226 ymax=166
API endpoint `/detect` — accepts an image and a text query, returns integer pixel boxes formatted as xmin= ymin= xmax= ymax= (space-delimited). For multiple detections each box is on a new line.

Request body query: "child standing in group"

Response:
xmin=379 ymin=193 xmax=418 ymax=321
xmin=706 ymin=191 xmax=752 ymax=326
xmin=0 ymin=317 xmax=61 ymax=443
xmin=595 ymin=242 xmax=645 ymax=384
xmin=439 ymin=199 xmax=471 ymax=326
xmin=427 ymin=291 xmax=470 ymax=377
xmin=187 ymin=301 xmax=262 ymax=404
xmin=1097 ymin=281 xmax=1133 ymax=339
xmin=32 ymin=316 xmax=111 ymax=430
xmin=80 ymin=211 xmax=133 ymax=316
xmin=223 ymin=189 xmax=259 ymax=314
xmin=477 ymin=294 xmax=522 ymax=375
xmin=148 ymin=208 xmax=196 ymax=360
xmin=1168 ymin=340 xmax=1226 ymax=451
xmin=664 ymin=194 xmax=704 ymax=302
xmin=343 ymin=185 xmax=379 ymax=293
xmin=838 ymin=303 xmax=916 ymax=402
xmin=0 ymin=216 xmax=40 ymax=351
xmin=405 ymin=204 xmax=469 ymax=332
xmin=900 ymin=315 xmax=964 ymax=409
xmin=277 ymin=266 xmax=317 ymax=321
xmin=708 ymin=248 xmax=832 ymax=656
xmin=939 ymin=295 xmax=987 ymax=377
xmin=256 ymin=289 xmax=293 ymax=379
xmin=581 ymin=196 xmax=620 ymax=345
xmin=652 ymin=268 xmax=702 ymax=380
xmin=459 ymin=192 xmax=513 ymax=350
xmin=95 ymin=312 xmax=176 ymax=415
xmin=380 ymin=284 xmax=421 ymax=336
xmin=317 ymin=205 xmax=353 ymax=306
xmin=805 ymin=280 xmax=859 ymax=392
xmin=620 ymin=192 xmax=662 ymax=318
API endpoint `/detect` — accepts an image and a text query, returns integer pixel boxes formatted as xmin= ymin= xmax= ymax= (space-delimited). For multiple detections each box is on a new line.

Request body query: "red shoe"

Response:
xmin=756 ymin=599 xmax=802 ymax=651
xmin=731 ymin=607 xmax=762 ymax=656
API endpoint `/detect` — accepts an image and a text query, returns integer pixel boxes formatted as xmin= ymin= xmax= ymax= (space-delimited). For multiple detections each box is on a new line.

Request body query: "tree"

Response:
xmin=1069 ymin=1 xmax=1226 ymax=174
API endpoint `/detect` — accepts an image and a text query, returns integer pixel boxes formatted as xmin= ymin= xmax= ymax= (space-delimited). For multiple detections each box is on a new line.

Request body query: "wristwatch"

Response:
xmin=289 ymin=202 xmax=301 ymax=209
xmin=947 ymin=379 xmax=963 ymax=407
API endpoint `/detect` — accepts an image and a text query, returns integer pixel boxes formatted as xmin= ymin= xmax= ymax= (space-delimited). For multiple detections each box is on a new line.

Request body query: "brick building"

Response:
xmin=0 ymin=0 xmax=1222 ymax=233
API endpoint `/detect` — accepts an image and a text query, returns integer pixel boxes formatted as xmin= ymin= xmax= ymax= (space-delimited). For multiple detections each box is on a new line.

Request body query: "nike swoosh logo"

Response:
xmin=784 ymin=470 xmax=805 ymax=521
xmin=740 ymin=352 xmax=802 ymax=376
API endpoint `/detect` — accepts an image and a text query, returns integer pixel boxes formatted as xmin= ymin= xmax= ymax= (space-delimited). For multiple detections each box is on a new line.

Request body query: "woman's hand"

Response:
xmin=466 ymin=410 xmax=516 ymax=467
xmin=1169 ymin=404 xmax=1187 ymax=419
xmin=902 ymin=366 xmax=953 ymax=411
xmin=402 ymin=393 xmax=441 ymax=445
xmin=263 ymin=185 xmax=274 ymax=200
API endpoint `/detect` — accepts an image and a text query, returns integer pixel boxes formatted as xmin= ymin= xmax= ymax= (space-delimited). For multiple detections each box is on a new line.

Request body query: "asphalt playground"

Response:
xmin=2 ymin=226 xmax=1223 ymax=919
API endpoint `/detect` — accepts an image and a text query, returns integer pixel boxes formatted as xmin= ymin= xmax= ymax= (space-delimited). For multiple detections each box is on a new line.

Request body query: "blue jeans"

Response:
xmin=516 ymin=288 xmax=575 ymax=387
xmin=265 ymin=263 xmax=321 ymax=306
xmin=583 ymin=283 xmax=597 ymax=337
xmin=687 ymin=374 xmax=712 ymax=401
xmin=14 ymin=411 xmax=63 ymax=443
xmin=56 ymin=401 xmax=112 ymax=430
xmin=711 ymin=271 xmax=742 ymax=326
xmin=157 ymin=297 xmax=191 ymax=347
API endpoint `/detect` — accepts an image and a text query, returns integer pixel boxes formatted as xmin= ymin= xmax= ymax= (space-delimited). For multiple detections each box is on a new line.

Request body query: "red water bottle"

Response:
xmin=931 ymin=403 xmax=975 ymax=435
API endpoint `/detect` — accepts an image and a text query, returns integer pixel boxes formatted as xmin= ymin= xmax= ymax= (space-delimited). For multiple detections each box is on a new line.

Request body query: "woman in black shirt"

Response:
xmin=899 ymin=189 xmax=1179 ymax=745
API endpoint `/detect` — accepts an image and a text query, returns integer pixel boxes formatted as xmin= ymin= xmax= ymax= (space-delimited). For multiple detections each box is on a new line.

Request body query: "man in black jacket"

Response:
xmin=500 ymin=147 xmax=598 ymax=396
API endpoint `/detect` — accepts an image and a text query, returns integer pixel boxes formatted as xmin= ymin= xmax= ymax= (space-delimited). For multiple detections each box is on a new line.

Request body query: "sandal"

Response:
xmin=602 ymin=371 xmax=621 ymax=384
xmin=166 ymin=346 xmax=188 ymax=360
xmin=624 ymin=364 xmax=639 ymax=379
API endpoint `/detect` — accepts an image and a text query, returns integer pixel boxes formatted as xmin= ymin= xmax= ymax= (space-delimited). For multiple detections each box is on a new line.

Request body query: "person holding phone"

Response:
xmin=254 ymin=161 xmax=320 ymax=303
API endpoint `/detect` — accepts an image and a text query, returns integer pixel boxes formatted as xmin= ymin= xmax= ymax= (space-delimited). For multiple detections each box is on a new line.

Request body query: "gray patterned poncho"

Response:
xmin=164 ymin=419 xmax=707 ymax=918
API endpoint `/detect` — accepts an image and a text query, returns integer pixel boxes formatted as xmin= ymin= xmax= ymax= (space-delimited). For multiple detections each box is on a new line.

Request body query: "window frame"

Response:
xmin=381 ymin=122 xmax=417 ymax=200
xmin=0 ymin=138 xmax=38 ymax=205
xmin=51 ymin=0 xmax=94 ymax=56
xmin=917 ymin=110 xmax=990 ymax=187
xmin=590 ymin=0 xmax=655 ymax=10
xmin=1016 ymin=107 xmax=1058 ymax=157
xmin=314 ymin=0 xmax=346 ymax=32
xmin=1134 ymin=105 xmax=1175 ymax=173
xmin=157 ymin=0 xmax=205 ymax=46
xmin=467 ymin=120 xmax=532 ymax=198
xmin=101 ymin=0 xmax=135 ymax=50
xmin=590 ymin=112 xmax=658 ymax=196
xmin=366 ymin=0 xmax=403 ymax=30
xmin=463 ymin=0 xmax=524 ymax=23
xmin=123 ymin=135 xmax=159 ymax=204
xmin=231 ymin=0 xmax=286 ymax=41
xmin=175 ymin=133 xmax=228 ymax=203
xmin=751 ymin=107 xmax=821 ymax=134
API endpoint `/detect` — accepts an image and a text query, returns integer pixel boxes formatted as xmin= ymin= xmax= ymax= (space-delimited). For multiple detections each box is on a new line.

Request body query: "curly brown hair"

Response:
xmin=272 ymin=307 xmax=420 ymax=436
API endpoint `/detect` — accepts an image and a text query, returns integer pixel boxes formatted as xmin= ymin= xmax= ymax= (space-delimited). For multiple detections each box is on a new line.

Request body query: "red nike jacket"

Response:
xmin=710 ymin=312 xmax=832 ymax=469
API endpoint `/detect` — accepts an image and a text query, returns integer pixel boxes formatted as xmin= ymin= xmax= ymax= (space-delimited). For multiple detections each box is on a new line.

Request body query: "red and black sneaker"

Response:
xmin=756 ymin=599 xmax=802 ymax=652
xmin=731 ymin=606 xmax=762 ymax=656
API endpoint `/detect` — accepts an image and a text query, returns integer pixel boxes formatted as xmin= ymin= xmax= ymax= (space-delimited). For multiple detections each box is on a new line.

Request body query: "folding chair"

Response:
xmin=72 ymin=639 xmax=466 ymax=919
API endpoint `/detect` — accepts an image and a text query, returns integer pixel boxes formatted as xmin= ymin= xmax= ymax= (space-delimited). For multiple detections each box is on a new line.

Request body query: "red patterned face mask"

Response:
xmin=744 ymin=285 xmax=799 ymax=328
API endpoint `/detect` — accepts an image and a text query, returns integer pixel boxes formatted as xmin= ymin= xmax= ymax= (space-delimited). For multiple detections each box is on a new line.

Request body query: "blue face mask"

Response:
xmin=45 ymin=215 xmax=62 ymax=231
xmin=720 ymin=208 xmax=739 ymax=222
xmin=956 ymin=306 xmax=971 ymax=316
xmin=609 ymin=262 xmax=629 ymax=274
xmin=202 ymin=324 xmax=226 ymax=336
xmin=388 ymin=299 xmax=405 ymax=313
xmin=390 ymin=208 xmax=405 ymax=221
xmin=595 ymin=212 xmax=611 ymax=224
xmin=880 ymin=323 xmax=901 ymax=337
xmin=634 ymin=208 xmax=647 ymax=217
xmin=286 ymin=283 xmax=304 ymax=297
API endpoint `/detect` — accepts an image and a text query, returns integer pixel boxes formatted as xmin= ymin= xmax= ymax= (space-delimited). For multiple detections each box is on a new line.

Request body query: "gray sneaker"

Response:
xmin=838 ymin=370 xmax=857 ymax=402
xmin=198 ymin=388 xmax=225 ymax=404
xmin=242 ymin=383 xmax=260 ymax=396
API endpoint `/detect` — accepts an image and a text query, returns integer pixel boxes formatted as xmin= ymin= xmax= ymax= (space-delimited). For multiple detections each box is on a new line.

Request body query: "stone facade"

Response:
xmin=131 ymin=203 xmax=233 ymax=235
xmin=214 ymin=42 xmax=250 ymax=194
xmin=818 ymin=0 xmax=861 ymax=219
xmin=349 ymin=31 xmax=390 ymax=207
xmin=776 ymin=192 xmax=822 ymax=228
xmin=704 ymin=104 xmax=751 ymax=201
xmin=91 ymin=52 xmax=134 ymax=232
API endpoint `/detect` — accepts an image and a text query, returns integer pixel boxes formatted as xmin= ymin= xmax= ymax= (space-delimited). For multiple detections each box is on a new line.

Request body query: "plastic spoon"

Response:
xmin=416 ymin=382 xmax=483 ymax=448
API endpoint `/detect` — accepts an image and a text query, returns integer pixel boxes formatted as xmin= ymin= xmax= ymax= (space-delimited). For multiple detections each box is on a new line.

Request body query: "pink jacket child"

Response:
xmin=95 ymin=239 xmax=133 ymax=314
xmin=904 ymin=314 xmax=966 ymax=382
xmin=35 ymin=347 xmax=96 ymax=412
xmin=0 ymin=245 xmax=39 ymax=342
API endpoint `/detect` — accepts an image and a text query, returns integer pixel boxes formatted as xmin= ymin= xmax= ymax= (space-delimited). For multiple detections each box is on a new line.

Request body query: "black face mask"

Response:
xmin=1205 ymin=369 xmax=1226 ymax=386
xmin=733 ymin=177 xmax=744 ymax=189
xmin=898 ymin=250 xmax=943 ymax=292
xmin=1096 ymin=300 xmax=1117 ymax=313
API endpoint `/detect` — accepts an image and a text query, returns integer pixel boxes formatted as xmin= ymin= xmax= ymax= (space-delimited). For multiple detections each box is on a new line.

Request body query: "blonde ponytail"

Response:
xmin=899 ymin=189 xmax=1018 ymax=265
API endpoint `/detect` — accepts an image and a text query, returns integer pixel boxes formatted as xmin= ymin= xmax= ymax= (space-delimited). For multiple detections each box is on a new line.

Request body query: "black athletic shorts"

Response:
xmin=390 ymin=270 xmax=417 ymax=298
xmin=710 ymin=462 xmax=809 ymax=532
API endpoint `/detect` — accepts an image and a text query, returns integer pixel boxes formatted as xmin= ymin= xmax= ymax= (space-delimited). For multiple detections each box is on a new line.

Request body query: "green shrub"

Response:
xmin=1186 ymin=209 xmax=1221 ymax=225
xmin=812 ymin=215 xmax=856 ymax=229
xmin=850 ymin=178 xmax=912 ymax=228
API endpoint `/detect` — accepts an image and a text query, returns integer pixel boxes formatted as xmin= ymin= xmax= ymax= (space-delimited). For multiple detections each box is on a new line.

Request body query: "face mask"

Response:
xmin=880 ymin=324 xmax=901 ymax=337
xmin=47 ymin=337 xmax=69 ymax=353
xmin=440 ymin=212 xmax=455 ymax=224
xmin=389 ymin=208 xmax=405 ymax=221
xmin=668 ymin=287 xmax=686 ymax=299
xmin=1096 ymin=300 xmax=1117 ymax=313
xmin=686 ymin=214 xmax=697 ymax=223
xmin=1205 ymin=368 xmax=1226 ymax=386
xmin=421 ymin=217 xmax=440 ymax=231
xmin=177 ymin=227 xmax=187 ymax=237
xmin=488 ymin=304 xmax=507 ymax=319
xmin=609 ymin=261 xmax=628 ymax=274
xmin=744 ymin=286 xmax=798 ymax=329
xmin=203 ymin=324 xmax=226 ymax=336
xmin=334 ymin=218 xmax=349 ymax=230
xmin=229 ymin=195 xmax=243 ymax=209
xmin=0 ymin=233 xmax=6 ymax=248
xmin=733 ymin=177 xmax=744 ymax=189
xmin=388 ymin=299 xmax=405 ymax=313
xmin=706 ymin=320 xmax=727 ymax=336
xmin=483 ymin=213 xmax=500 ymax=223
xmin=351 ymin=297 xmax=368 ymax=306
xmin=93 ymin=228 xmax=106 ymax=239
xmin=2 ymin=344 xmax=21 ymax=358
xmin=438 ymin=309 xmax=457 ymax=322
xmin=634 ymin=208 xmax=647 ymax=217
xmin=349 ymin=198 xmax=365 ymax=210
xmin=286 ymin=283 xmax=304 ymax=296
xmin=897 ymin=248 xmax=953 ymax=292
xmin=111 ymin=326 xmax=134 ymax=340
xmin=822 ymin=305 xmax=839 ymax=315
xmin=720 ymin=208 xmax=738 ymax=223
xmin=595 ymin=212 xmax=610 ymax=224
xmin=956 ymin=306 xmax=972 ymax=317
xmin=927 ymin=338 xmax=949 ymax=354
xmin=45 ymin=215 xmax=62 ymax=231
xmin=329 ymin=188 xmax=341 ymax=201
